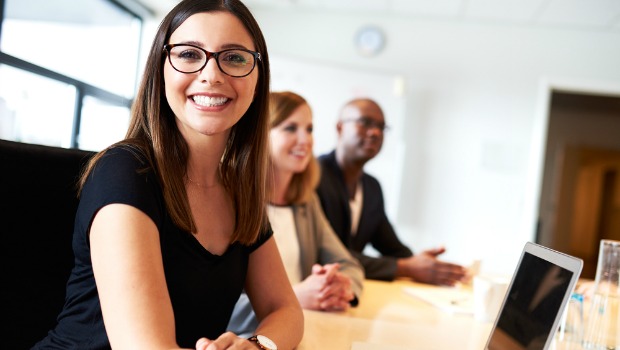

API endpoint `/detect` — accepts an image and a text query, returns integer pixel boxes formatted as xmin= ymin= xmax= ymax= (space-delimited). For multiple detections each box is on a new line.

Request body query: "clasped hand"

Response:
xmin=294 ymin=263 xmax=354 ymax=311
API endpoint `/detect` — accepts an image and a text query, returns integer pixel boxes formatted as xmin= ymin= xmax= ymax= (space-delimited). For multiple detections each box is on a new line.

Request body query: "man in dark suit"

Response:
xmin=316 ymin=98 xmax=466 ymax=284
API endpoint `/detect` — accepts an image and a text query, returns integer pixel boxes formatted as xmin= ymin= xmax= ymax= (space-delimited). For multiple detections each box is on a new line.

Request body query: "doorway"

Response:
xmin=536 ymin=91 xmax=620 ymax=279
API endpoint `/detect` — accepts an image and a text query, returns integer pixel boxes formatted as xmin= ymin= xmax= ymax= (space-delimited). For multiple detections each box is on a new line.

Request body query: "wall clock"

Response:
xmin=355 ymin=26 xmax=385 ymax=56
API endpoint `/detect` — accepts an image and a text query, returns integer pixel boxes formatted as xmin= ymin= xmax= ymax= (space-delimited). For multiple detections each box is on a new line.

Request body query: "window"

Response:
xmin=0 ymin=64 xmax=75 ymax=147
xmin=79 ymin=95 xmax=131 ymax=151
xmin=0 ymin=0 xmax=148 ymax=150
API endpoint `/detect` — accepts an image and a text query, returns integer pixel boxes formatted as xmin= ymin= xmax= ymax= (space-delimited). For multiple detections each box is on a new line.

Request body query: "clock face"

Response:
xmin=355 ymin=26 xmax=385 ymax=56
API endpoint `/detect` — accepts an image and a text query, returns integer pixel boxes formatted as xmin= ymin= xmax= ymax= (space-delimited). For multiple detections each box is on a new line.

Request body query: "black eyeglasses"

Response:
xmin=341 ymin=117 xmax=389 ymax=132
xmin=163 ymin=44 xmax=261 ymax=78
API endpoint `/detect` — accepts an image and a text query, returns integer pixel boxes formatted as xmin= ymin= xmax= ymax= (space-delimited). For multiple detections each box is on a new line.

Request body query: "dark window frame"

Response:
xmin=0 ymin=0 xmax=152 ymax=149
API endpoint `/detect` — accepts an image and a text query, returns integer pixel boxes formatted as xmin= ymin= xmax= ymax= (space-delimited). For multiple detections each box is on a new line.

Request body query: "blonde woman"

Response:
xmin=228 ymin=91 xmax=364 ymax=337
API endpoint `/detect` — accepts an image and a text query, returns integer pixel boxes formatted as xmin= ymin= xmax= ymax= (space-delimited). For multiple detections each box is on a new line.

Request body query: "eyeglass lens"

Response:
xmin=166 ymin=44 xmax=258 ymax=77
xmin=347 ymin=117 xmax=388 ymax=131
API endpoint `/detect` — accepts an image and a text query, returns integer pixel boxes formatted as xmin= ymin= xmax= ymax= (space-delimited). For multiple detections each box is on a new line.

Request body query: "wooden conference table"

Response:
xmin=296 ymin=279 xmax=492 ymax=350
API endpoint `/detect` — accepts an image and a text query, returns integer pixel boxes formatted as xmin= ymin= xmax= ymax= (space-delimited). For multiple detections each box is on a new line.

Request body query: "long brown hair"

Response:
xmin=268 ymin=91 xmax=320 ymax=205
xmin=80 ymin=0 xmax=271 ymax=245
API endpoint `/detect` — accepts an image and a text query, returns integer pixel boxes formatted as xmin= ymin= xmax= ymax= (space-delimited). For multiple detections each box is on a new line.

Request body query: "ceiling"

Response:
xmin=138 ymin=0 xmax=620 ymax=32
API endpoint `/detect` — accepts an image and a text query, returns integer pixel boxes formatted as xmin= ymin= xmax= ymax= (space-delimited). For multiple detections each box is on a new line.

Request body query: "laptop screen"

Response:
xmin=486 ymin=243 xmax=582 ymax=350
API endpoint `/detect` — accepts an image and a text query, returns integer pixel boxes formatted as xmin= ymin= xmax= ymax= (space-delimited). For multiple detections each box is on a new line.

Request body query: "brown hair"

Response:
xmin=79 ymin=0 xmax=271 ymax=245
xmin=268 ymin=91 xmax=320 ymax=205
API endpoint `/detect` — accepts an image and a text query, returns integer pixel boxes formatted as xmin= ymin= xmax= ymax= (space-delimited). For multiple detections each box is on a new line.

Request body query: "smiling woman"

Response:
xmin=27 ymin=0 xmax=304 ymax=349
xmin=227 ymin=90 xmax=364 ymax=339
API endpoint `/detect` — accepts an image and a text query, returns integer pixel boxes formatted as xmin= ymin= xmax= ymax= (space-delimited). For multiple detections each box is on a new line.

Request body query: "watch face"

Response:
xmin=257 ymin=335 xmax=277 ymax=350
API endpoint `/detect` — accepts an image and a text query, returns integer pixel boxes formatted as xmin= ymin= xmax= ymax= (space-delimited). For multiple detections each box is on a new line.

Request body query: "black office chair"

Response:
xmin=0 ymin=139 xmax=95 ymax=349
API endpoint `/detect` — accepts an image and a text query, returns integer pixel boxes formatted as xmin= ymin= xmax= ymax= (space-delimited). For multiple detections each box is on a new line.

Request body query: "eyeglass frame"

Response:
xmin=163 ymin=43 xmax=261 ymax=78
xmin=340 ymin=117 xmax=389 ymax=132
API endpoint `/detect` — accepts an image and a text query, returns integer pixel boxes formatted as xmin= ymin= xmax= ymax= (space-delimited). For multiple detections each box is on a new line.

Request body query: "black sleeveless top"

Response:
xmin=33 ymin=146 xmax=271 ymax=349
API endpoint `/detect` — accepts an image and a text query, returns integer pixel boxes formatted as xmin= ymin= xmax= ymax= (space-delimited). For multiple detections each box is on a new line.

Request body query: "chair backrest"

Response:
xmin=0 ymin=139 xmax=96 ymax=349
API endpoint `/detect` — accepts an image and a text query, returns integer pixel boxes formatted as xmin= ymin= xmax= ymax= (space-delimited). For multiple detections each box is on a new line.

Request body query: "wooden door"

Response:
xmin=554 ymin=147 xmax=620 ymax=278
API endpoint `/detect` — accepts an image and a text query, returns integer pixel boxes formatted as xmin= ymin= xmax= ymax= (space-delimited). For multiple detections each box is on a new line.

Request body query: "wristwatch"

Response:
xmin=248 ymin=335 xmax=278 ymax=350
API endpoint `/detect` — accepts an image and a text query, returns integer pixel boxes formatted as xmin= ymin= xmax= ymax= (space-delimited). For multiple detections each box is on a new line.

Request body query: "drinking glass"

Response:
xmin=556 ymin=293 xmax=584 ymax=349
xmin=582 ymin=239 xmax=619 ymax=350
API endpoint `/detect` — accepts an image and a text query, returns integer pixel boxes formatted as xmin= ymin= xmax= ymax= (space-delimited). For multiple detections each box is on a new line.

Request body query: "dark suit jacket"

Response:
xmin=316 ymin=150 xmax=413 ymax=280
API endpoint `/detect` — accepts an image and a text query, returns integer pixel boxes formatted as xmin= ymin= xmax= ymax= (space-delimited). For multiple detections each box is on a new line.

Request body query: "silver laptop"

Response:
xmin=484 ymin=242 xmax=583 ymax=350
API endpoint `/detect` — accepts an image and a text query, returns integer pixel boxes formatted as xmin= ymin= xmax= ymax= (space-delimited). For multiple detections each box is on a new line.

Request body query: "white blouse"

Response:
xmin=267 ymin=204 xmax=302 ymax=284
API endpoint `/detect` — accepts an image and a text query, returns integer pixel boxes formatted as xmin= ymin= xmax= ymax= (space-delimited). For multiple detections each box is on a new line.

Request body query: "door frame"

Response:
xmin=523 ymin=77 xmax=620 ymax=248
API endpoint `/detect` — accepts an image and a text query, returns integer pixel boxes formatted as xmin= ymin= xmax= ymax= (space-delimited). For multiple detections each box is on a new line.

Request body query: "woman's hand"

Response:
xmin=294 ymin=263 xmax=355 ymax=311
xmin=195 ymin=332 xmax=259 ymax=350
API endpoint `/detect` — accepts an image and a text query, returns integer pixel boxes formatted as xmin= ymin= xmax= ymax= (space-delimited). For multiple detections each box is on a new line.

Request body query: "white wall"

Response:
xmin=251 ymin=10 xmax=620 ymax=275
xmin=141 ymin=8 xmax=620 ymax=275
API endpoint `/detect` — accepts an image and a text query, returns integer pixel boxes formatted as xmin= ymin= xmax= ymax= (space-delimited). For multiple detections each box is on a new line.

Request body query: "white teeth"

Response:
xmin=192 ymin=95 xmax=229 ymax=107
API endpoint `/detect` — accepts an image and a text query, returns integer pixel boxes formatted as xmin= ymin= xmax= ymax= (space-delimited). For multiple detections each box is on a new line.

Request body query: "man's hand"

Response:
xmin=396 ymin=246 xmax=467 ymax=286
